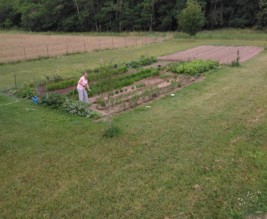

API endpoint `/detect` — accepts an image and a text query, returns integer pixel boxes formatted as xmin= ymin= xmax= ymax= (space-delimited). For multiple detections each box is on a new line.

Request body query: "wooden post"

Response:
xmin=98 ymin=39 xmax=101 ymax=50
xmin=66 ymin=42 xmax=69 ymax=54
xmin=83 ymin=40 xmax=86 ymax=52
xmin=136 ymin=36 xmax=138 ymax=46
xmin=112 ymin=38 xmax=114 ymax=49
xmin=23 ymin=47 xmax=26 ymax=60
xmin=46 ymin=45 xmax=49 ymax=57
xmin=14 ymin=74 xmax=17 ymax=89
xmin=124 ymin=37 xmax=127 ymax=48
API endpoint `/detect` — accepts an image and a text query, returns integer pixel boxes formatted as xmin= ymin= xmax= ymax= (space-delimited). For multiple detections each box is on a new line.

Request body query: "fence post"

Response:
xmin=14 ymin=74 xmax=17 ymax=89
xmin=136 ymin=36 xmax=138 ymax=46
xmin=23 ymin=47 xmax=26 ymax=60
xmin=84 ymin=40 xmax=86 ymax=52
xmin=124 ymin=37 xmax=127 ymax=48
xmin=98 ymin=39 xmax=101 ymax=50
xmin=66 ymin=41 xmax=69 ymax=54
xmin=46 ymin=45 xmax=49 ymax=57
xmin=112 ymin=38 xmax=114 ymax=49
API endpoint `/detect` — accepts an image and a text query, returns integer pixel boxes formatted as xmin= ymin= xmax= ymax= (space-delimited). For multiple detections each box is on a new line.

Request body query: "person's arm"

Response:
xmin=87 ymin=84 xmax=91 ymax=91
xmin=78 ymin=77 xmax=83 ymax=86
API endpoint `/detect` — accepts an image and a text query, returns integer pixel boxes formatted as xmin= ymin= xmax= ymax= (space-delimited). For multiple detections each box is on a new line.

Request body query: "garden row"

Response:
xmin=45 ymin=56 xmax=157 ymax=92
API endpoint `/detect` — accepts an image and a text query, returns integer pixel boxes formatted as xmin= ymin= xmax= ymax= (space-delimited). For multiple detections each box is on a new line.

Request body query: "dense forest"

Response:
xmin=0 ymin=0 xmax=266 ymax=32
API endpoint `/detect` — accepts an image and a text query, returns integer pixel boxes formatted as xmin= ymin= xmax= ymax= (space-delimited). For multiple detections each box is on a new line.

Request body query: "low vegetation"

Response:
xmin=40 ymin=93 xmax=100 ymax=118
xmin=170 ymin=60 xmax=219 ymax=76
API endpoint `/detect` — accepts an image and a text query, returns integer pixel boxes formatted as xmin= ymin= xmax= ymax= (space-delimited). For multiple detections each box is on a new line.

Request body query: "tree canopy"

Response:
xmin=178 ymin=0 xmax=205 ymax=36
xmin=0 ymin=0 xmax=266 ymax=32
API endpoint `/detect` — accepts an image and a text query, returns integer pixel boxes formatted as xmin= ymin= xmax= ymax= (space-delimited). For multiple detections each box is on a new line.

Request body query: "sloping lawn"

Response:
xmin=0 ymin=49 xmax=266 ymax=218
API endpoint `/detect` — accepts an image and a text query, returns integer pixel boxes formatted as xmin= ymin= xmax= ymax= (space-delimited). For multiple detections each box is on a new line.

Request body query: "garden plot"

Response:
xmin=14 ymin=57 xmax=218 ymax=118
xmin=158 ymin=46 xmax=264 ymax=64
xmin=90 ymin=74 xmax=201 ymax=115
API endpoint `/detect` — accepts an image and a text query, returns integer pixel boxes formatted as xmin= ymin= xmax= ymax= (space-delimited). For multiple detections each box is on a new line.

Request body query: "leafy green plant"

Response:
xmin=40 ymin=93 xmax=100 ymax=118
xmin=171 ymin=60 xmax=219 ymax=76
xmin=126 ymin=56 xmax=157 ymax=68
xmin=61 ymin=99 xmax=93 ymax=117
xmin=15 ymin=84 xmax=36 ymax=99
xmin=45 ymin=78 xmax=76 ymax=91
xmin=40 ymin=93 xmax=66 ymax=109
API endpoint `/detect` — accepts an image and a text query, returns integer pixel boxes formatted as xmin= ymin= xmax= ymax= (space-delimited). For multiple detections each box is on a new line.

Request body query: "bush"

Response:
xmin=171 ymin=60 xmax=219 ymax=76
xmin=40 ymin=93 xmax=100 ymax=118
xmin=61 ymin=99 xmax=93 ymax=117
xmin=40 ymin=93 xmax=66 ymax=109
xmin=15 ymin=84 xmax=36 ymax=99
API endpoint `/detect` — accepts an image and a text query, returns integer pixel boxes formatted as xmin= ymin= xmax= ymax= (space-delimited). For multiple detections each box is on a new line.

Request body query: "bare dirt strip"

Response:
xmin=158 ymin=46 xmax=264 ymax=64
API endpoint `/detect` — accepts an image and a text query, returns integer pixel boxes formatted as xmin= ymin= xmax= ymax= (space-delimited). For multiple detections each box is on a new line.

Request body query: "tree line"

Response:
xmin=0 ymin=0 xmax=266 ymax=32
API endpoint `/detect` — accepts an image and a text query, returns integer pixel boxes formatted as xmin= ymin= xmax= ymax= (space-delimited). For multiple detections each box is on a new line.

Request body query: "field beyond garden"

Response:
xmin=0 ymin=32 xmax=162 ymax=63
xmin=0 ymin=29 xmax=266 ymax=218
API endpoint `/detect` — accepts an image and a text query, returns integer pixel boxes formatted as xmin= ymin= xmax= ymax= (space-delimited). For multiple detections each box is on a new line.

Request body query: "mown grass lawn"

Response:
xmin=0 ymin=32 xmax=267 ymax=218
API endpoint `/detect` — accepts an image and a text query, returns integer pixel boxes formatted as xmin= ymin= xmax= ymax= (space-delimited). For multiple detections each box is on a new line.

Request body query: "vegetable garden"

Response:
xmin=12 ymin=56 xmax=219 ymax=118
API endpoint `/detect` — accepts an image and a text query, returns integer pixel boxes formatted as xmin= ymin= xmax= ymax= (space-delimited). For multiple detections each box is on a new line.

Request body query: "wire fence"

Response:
xmin=0 ymin=36 xmax=167 ymax=63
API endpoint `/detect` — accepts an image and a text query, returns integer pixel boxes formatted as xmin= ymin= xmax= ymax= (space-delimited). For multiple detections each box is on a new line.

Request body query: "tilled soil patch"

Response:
xmin=158 ymin=46 xmax=264 ymax=64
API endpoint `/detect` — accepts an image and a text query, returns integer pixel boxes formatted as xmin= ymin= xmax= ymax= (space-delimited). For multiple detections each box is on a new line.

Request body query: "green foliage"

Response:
xmin=257 ymin=0 xmax=267 ymax=29
xmin=40 ymin=93 xmax=66 ymax=109
xmin=126 ymin=56 xmax=157 ymax=68
xmin=61 ymin=99 xmax=100 ymax=118
xmin=0 ymin=0 xmax=264 ymax=31
xmin=68 ymin=68 xmax=159 ymax=97
xmin=103 ymin=125 xmax=120 ymax=138
xmin=178 ymin=0 xmax=205 ymax=36
xmin=15 ymin=84 xmax=36 ymax=99
xmin=45 ymin=79 xmax=76 ymax=91
xmin=171 ymin=60 xmax=219 ymax=76
xmin=39 ymin=74 xmax=63 ymax=86
xmin=231 ymin=59 xmax=241 ymax=67
xmin=114 ymin=68 xmax=159 ymax=89
xmin=40 ymin=92 xmax=100 ymax=118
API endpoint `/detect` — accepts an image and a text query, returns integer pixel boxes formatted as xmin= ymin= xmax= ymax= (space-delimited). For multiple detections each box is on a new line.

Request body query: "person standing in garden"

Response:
xmin=77 ymin=72 xmax=91 ymax=103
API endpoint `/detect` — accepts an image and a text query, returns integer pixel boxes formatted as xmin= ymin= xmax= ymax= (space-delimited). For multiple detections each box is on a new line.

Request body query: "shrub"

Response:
xmin=40 ymin=93 xmax=100 ymax=118
xmin=61 ymin=99 xmax=92 ymax=117
xmin=40 ymin=93 xmax=66 ymax=109
xmin=15 ymin=84 xmax=36 ymax=99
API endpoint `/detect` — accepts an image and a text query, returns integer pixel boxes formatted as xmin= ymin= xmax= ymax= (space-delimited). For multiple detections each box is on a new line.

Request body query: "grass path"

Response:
xmin=0 ymin=49 xmax=266 ymax=218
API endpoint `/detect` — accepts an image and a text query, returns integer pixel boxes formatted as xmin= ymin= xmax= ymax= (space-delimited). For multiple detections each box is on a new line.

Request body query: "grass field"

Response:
xmin=0 ymin=33 xmax=161 ymax=63
xmin=0 ymin=30 xmax=266 ymax=218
